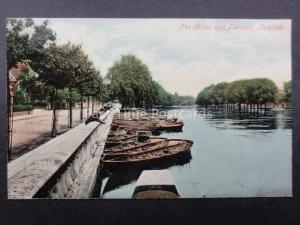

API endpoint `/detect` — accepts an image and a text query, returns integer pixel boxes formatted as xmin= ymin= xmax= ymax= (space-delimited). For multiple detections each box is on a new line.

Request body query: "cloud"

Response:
xmin=34 ymin=18 xmax=291 ymax=96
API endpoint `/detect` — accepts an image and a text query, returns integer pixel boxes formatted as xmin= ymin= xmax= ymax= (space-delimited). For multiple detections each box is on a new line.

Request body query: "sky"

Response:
xmin=33 ymin=18 xmax=291 ymax=96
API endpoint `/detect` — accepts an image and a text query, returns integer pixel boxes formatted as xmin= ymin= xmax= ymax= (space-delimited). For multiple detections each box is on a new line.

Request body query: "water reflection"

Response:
xmin=196 ymin=107 xmax=292 ymax=131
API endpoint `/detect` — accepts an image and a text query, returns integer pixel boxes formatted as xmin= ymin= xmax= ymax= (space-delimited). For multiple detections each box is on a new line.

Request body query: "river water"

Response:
xmin=100 ymin=107 xmax=292 ymax=198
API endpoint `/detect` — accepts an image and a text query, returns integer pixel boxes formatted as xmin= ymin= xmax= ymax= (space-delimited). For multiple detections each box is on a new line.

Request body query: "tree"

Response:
xmin=107 ymin=54 xmax=155 ymax=108
xmin=195 ymin=84 xmax=216 ymax=106
xmin=88 ymin=73 xmax=104 ymax=114
xmin=225 ymin=80 xmax=248 ymax=108
xmin=7 ymin=18 xmax=56 ymax=70
xmin=196 ymin=78 xmax=278 ymax=110
xmin=18 ymin=67 xmax=38 ymax=104
xmin=171 ymin=92 xmax=195 ymax=106
xmin=6 ymin=18 xmax=56 ymax=158
xmin=34 ymin=42 xmax=101 ymax=132
xmin=6 ymin=18 xmax=33 ymax=69
xmin=152 ymin=81 xmax=175 ymax=106
xmin=247 ymin=78 xmax=278 ymax=105
xmin=212 ymin=82 xmax=228 ymax=105
xmin=283 ymin=80 xmax=292 ymax=104
xmin=14 ymin=89 xmax=27 ymax=105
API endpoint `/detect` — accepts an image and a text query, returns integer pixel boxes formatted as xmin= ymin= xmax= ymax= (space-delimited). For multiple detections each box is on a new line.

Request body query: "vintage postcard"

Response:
xmin=6 ymin=18 xmax=292 ymax=199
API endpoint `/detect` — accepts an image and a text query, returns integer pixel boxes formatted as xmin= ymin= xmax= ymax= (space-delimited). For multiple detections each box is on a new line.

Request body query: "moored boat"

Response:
xmin=111 ymin=123 xmax=161 ymax=135
xmin=105 ymin=130 xmax=153 ymax=148
xmin=158 ymin=119 xmax=184 ymax=132
xmin=113 ymin=118 xmax=159 ymax=127
xmin=104 ymin=137 xmax=168 ymax=157
xmin=101 ymin=139 xmax=193 ymax=169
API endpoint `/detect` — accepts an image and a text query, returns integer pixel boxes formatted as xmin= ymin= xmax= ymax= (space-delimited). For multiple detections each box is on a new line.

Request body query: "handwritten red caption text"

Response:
xmin=178 ymin=23 xmax=285 ymax=32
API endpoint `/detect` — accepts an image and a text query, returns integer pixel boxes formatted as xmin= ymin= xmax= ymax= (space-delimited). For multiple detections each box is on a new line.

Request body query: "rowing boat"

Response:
xmin=101 ymin=139 xmax=193 ymax=169
xmin=105 ymin=131 xmax=152 ymax=148
xmin=104 ymin=137 xmax=168 ymax=156
xmin=158 ymin=119 xmax=184 ymax=132
xmin=111 ymin=124 xmax=161 ymax=135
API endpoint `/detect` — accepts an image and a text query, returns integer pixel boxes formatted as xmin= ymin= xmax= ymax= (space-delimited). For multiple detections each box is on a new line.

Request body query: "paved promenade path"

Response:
xmin=11 ymin=108 xmax=92 ymax=157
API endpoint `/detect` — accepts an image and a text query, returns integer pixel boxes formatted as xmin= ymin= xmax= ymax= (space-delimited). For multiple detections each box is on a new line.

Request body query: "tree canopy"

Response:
xmin=152 ymin=81 xmax=175 ymax=106
xmin=107 ymin=55 xmax=171 ymax=107
xmin=196 ymin=78 xmax=280 ymax=106
xmin=283 ymin=80 xmax=292 ymax=103
xmin=6 ymin=18 xmax=56 ymax=70
xmin=8 ymin=19 xmax=195 ymax=111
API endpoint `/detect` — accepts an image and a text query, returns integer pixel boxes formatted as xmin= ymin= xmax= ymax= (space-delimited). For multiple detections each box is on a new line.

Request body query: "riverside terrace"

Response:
xmin=8 ymin=104 xmax=121 ymax=199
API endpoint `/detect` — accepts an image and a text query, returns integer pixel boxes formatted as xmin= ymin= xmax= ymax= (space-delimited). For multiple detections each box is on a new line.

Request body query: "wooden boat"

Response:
xmin=113 ymin=118 xmax=159 ymax=127
xmin=158 ymin=119 xmax=184 ymax=132
xmin=107 ymin=130 xmax=150 ymax=140
xmin=105 ymin=131 xmax=152 ymax=148
xmin=104 ymin=137 xmax=168 ymax=157
xmin=114 ymin=117 xmax=184 ymax=132
xmin=108 ymin=127 xmax=135 ymax=137
xmin=101 ymin=139 xmax=193 ymax=169
xmin=111 ymin=124 xmax=161 ymax=135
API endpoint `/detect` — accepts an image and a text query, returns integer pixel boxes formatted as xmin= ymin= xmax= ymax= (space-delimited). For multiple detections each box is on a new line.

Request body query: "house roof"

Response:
xmin=9 ymin=71 xmax=17 ymax=82
xmin=8 ymin=62 xmax=28 ymax=82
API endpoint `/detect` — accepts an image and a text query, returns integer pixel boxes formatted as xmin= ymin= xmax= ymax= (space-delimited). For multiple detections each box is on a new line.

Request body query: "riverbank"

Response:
xmin=8 ymin=105 xmax=120 ymax=199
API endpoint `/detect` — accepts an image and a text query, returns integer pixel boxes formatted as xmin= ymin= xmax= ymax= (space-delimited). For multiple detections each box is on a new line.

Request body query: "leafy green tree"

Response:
xmin=74 ymin=54 xmax=101 ymax=121
xmin=225 ymin=80 xmax=248 ymax=107
xmin=6 ymin=18 xmax=56 ymax=70
xmin=14 ymin=89 xmax=27 ymax=105
xmin=88 ymin=73 xmax=104 ymax=114
xmin=100 ymin=83 xmax=112 ymax=103
xmin=18 ymin=67 xmax=39 ymax=103
xmin=196 ymin=78 xmax=278 ymax=110
xmin=212 ymin=82 xmax=228 ymax=105
xmin=195 ymin=84 xmax=216 ymax=106
xmin=107 ymin=54 xmax=155 ymax=108
xmin=171 ymin=92 xmax=195 ymax=106
xmin=6 ymin=18 xmax=56 ymax=157
xmin=152 ymin=81 xmax=175 ymax=106
xmin=250 ymin=78 xmax=278 ymax=105
xmin=283 ymin=80 xmax=292 ymax=104
xmin=6 ymin=18 xmax=33 ymax=69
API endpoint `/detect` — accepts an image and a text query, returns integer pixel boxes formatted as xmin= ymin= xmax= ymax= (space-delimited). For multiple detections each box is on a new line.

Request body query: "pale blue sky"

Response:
xmin=33 ymin=19 xmax=291 ymax=96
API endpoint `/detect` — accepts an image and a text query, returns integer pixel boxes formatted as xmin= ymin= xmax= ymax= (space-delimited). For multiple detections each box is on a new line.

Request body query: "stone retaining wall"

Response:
xmin=8 ymin=105 xmax=120 ymax=199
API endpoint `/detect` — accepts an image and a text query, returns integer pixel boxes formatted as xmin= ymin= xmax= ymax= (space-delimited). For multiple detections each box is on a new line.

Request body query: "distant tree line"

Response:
xmin=195 ymin=78 xmax=291 ymax=110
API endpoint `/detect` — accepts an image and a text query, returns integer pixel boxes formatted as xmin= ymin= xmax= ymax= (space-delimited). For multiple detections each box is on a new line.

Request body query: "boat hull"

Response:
xmin=101 ymin=147 xmax=192 ymax=172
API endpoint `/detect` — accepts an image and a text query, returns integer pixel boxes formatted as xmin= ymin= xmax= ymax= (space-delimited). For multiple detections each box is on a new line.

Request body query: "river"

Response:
xmin=99 ymin=106 xmax=292 ymax=198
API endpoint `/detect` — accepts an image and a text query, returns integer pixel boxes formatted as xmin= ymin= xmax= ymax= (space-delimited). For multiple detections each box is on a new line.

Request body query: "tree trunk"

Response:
xmin=68 ymin=89 xmax=73 ymax=128
xmin=92 ymin=97 xmax=95 ymax=114
xmin=87 ymin=96 xmax=90 ymax=117
xmin=51 ymin=89 xmax=58 ymax=137
xmin=26 ymin=94 xmax=30 ymax=114
xmin=80 ymin=94 xmax=83 ymax=122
